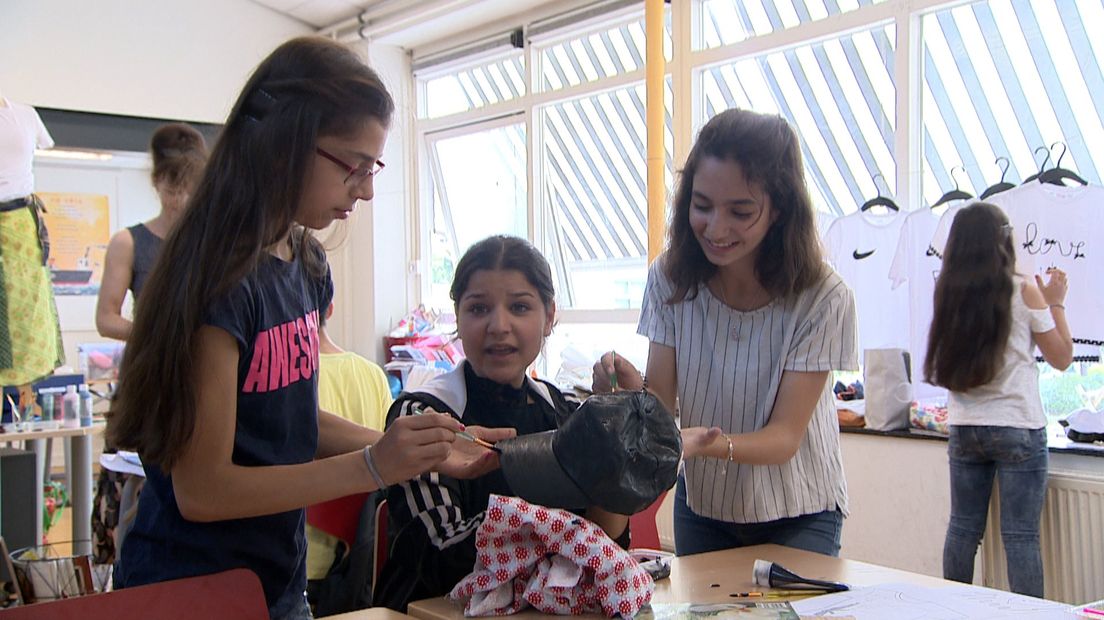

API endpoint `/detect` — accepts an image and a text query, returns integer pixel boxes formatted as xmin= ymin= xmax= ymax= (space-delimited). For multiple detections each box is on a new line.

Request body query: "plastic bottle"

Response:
xmin=41 ymin=392 xmax=54 ymax=421
xmin=62 ymin=385 xmax=80 ymax=429
xmin=79 ymin=384 xmax=94 ymax=427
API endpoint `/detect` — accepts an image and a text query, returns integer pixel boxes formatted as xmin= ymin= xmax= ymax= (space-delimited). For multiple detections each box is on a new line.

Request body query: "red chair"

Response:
xmin=306 ymin=492 xmax=369 ymax=550
xmin=306 ymin=493 xmax=388 ymax=583
xmin=2 ymin=568 xmax=267 ymax=620
xmin=628 ymin=491 xmax=667 ymax=550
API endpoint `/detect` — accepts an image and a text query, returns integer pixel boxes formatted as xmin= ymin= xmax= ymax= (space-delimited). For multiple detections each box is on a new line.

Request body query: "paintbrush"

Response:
xmin=412 ymin=403 xmax=501 ymax=453
xmin=4 ymin=394 xmax=20 ymax=431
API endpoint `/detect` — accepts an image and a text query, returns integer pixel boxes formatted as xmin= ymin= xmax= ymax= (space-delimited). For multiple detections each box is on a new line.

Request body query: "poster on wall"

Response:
xmin=37 ymin=192 xmax=110 ymax=296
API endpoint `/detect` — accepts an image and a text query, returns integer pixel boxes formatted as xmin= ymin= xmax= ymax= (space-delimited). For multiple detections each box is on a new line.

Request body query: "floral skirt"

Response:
xmin=0 ymin=196 xmax=64 ymax=386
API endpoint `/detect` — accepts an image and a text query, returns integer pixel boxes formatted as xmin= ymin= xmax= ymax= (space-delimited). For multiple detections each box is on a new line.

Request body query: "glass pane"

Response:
xmin=699 ymin=25 xmax=896 ymax=215
xmin=427 ymin=123 xmax=527 ymax=309
xmin=537 ymin=10 xmax=672 ymax=93
xmin=697 ymin=0 xmax=889 ymax=50
xmin=920 ymin=0 xmax=1104 ymax=205
xmin=538 ymin=322 xmax=649 ymax=386
xmin=420 ymin=52 xmax=525 ymax=119
xmin=539 ymin=81 xmax=673 ymax=310
xmin=1041 ymin=363 xmax=1104 ymax=424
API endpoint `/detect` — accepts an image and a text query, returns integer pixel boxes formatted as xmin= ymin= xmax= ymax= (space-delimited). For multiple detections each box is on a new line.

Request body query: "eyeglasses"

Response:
xmin=315 ymin=147 xmax=385 ymax=184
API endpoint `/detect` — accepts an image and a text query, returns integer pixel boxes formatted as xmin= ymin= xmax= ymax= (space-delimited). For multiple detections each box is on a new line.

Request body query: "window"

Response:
xmin=425 ymin=120 xmax=527 ymax=309
xmin=696 ymin=0 xmax=890 ymax=50
xmin=418 ymin=52 xmax=525 ymax=119
xmin=418 ymin=6 xmax=674 ymax=313
xmin=699 ymin=25 xmax=896 ymax=215
xmin=539 ymin=80 xmax=672 ymax=309
xmin=920 ymin=0 xmax=1104 ymax=203
xmin=534 ymin=12 xmax=671 ymax=92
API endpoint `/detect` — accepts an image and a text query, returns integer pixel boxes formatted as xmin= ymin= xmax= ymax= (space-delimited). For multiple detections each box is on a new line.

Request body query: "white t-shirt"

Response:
xmin=996 ymin=183 xmax=1104 ymax=353
xmin=823 ymin=209 xmax=908 ymax=354
xmin=926 ymin=201 xmax=970 ymax=261
xmin=948 ymin=279 xmax=1055 ymax=429
xmin=887 ymin=208 xmax=947 ymax=400
xmin=637 ymin=258 xmax=858 ymax=523
xmin=815 ymin=210 xmax=837 ymax=238
xmin=0 ymin=99 xmax=54 ymax=201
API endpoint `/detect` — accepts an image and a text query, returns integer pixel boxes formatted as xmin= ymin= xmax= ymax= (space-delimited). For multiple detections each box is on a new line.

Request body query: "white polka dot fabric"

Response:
xmin=449 ymin=494 xmax=654 ymax=617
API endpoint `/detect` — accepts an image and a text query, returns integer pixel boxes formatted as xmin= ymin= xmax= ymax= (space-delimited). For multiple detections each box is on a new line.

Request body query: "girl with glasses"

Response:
xmin=107 ymin=37 xmax=512 ymax=620
xmin=594 ymin=108 xmax=858 ymax=558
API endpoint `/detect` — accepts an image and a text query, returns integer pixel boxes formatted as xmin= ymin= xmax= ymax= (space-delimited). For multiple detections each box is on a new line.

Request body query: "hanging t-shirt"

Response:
xmin=824 ymin=209 xmax=908 ymax=354
xmin=927 ymin=200 xmax=975 ymax=261
xmin=990 ymin=183 xmax=1104 ymax=354
xmin=887 ymin=208 xmax=946 ymax=400
xmin=0 ymin=99 xmax=54 ymax=201
xmin=816 ymin=210 xmax=837 ymax=238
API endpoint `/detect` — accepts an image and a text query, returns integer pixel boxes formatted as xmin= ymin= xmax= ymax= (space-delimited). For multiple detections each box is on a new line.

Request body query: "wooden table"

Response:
xmin=321 ymin=608 xmax=417 ymax=619
xmin=407 ymin=544 xmax=954 ymax=620
xmin=1 ymin=422 xmax=104 ymax=555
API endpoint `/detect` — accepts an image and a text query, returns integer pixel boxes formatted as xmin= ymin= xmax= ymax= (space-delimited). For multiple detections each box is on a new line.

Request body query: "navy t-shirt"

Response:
xmin=116 ymin=246 xmax=333 ymax=617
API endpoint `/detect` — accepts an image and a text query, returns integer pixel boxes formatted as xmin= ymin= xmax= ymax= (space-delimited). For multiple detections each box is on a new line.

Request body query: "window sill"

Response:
xmin=840 ymin=426 xmax=1104 ymax=458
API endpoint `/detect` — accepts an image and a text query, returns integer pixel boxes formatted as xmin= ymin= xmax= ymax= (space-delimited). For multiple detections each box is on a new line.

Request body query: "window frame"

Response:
xmin=411 ymin=0 xmax=1093 ymax=324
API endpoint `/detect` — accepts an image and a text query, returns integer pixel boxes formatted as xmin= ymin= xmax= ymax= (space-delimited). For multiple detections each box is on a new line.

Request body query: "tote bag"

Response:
xmin=863 ymin=348 xmax=913 ymax=431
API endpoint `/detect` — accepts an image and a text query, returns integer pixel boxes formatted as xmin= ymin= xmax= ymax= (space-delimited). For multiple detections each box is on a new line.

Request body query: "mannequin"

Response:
xmin=0 ymin=96 xmax=64 ymax=389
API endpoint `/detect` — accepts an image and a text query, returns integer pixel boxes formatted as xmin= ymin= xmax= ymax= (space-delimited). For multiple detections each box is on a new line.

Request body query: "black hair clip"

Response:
xmin=243 ymin=87 xmax=278 ymax=123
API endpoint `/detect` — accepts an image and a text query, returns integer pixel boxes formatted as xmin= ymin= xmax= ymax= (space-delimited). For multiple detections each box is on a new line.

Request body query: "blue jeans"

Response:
xmin=272 ymin=592 xmax=313 ymax=620
xmin=673 ymin=476 xmax=843 ymax=557
xmin=943 ymin=426 xmax=1048 ymax=598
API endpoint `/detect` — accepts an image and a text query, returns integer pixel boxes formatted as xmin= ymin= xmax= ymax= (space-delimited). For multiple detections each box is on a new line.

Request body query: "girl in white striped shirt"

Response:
xmin=595 ymin=109 xmax=858 ymax=557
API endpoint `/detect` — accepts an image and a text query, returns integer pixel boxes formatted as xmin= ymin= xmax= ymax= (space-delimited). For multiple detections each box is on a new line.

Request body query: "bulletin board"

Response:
xmin=37 ymin=191 xmax=111 ymax=296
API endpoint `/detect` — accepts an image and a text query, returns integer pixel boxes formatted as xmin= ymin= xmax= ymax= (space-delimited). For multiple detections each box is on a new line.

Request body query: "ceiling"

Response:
xmin=248 ymin=0 xmax=569 ymax=50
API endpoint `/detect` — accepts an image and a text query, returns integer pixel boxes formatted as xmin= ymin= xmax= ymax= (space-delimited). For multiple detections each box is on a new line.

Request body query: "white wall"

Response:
xmin=2 ymin=0 xmax=314 ymax=370
xmin=838 ymin=432 xmax=1103 ymax=585
xmin=325 ymin=42 xmax=415 ymax=362
xmin=1 ymin=0 xmax=311 ymax=122
xmin=839 ymin=433 xmax=953 ymax=579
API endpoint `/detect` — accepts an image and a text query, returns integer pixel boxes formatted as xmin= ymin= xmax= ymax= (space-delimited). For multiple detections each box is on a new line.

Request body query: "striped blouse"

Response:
xmin=638 ymin=257 xmax=858 ymax=523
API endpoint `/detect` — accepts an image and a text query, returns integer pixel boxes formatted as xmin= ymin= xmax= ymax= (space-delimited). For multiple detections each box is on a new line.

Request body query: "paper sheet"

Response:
xmin=790 ymin=583 xmax=1080 ymax=619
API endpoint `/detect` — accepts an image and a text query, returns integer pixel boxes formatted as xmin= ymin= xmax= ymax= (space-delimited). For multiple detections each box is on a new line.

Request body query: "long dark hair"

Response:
xmin=450 ymin=235 xmax=556 ymax=311
xmin=924 ymin=202 xmax=1016 ymax=392
xmin=665 ymin=108 xmax=824 ymax=302
xmin=108 ymin=37 xmax=395 ymax=470
xmin=149 ymin=123 xmax=207 ymax=192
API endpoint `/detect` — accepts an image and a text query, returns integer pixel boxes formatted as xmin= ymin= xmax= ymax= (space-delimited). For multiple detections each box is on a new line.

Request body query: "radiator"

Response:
xmin=981 ymin=471 xmax=1104 ymax=604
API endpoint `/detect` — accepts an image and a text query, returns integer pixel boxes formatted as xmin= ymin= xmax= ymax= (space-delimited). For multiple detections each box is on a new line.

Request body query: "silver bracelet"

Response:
xmin=1049 ymin=304 xmax=1065 ymax=310
xmin=362 ymin=445 xmax=388 ymax=490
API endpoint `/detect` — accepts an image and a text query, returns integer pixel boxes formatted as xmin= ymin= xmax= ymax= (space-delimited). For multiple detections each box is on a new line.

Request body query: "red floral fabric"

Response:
xmin=449 ymin=494 xmax=654 ymax=617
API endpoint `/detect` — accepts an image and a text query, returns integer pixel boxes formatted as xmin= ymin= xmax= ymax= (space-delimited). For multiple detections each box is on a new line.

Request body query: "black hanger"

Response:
xmin=1022 ymin=146 xmax=1051 ymax=184
xmin=860 ymin=173 xmax=899 ymax=212
xmin=979 ymin=156 xmax=1016 ymax=199
xmin=932 ymin=166 xmax=973 ymax=208
xmin=1039 ymin=141 xmax=1087 ymax=186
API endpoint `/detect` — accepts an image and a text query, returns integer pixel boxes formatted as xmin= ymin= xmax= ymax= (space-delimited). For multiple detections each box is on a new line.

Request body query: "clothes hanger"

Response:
xmin=931 ymin=165 xmax=973 ymax=208
xmin=979 ymin=156 xmax=1016 ymax=199
xmin=1021 ymin=146 xmax=1051 ymax=184
xmin=1039 ymin=141 xmax=1088 ymax=186
xmin=860 ymin=172 xmax=900 ymax=212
